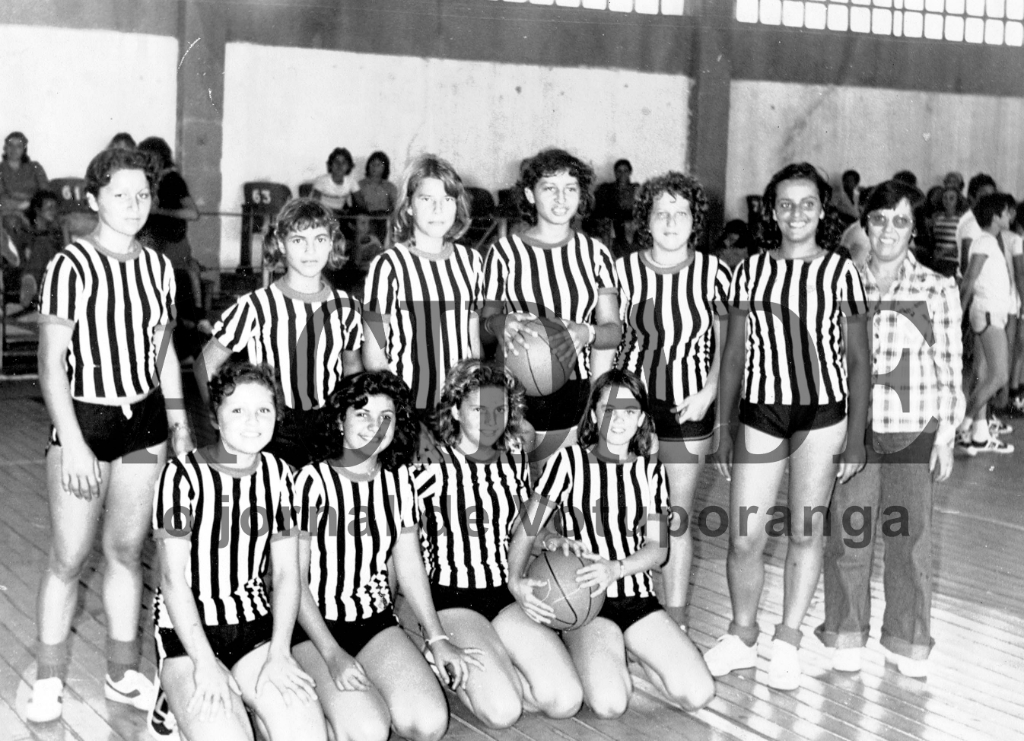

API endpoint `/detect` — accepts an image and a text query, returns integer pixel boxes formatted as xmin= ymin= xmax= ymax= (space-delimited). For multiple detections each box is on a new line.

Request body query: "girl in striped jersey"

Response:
xmin=595 ymin=172 xmax=730 ymax=632
xmin=507 ymin=370 xmax=715 ymax=718
xmin=362 ymin=154 xmax=481 ymax=418
xmin=479 ymin=148 xmax=621 ymax=461
xmin=293 ymin=371 xmax=483 ymax=741
xmin=28 ymin=148 xmax=194 ymax=723
xmin=412 ymin=360 xmax=583 ymax=727
xmin=199 ymin=198 xmax=362 ymax=468
xmin=153 ymin=363 xmax=325 ymax=741
xmin=707 ymin=163 xmax=871 ymax=690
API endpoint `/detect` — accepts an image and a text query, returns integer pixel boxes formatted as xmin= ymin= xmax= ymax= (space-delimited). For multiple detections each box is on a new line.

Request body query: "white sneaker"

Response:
xmin=26 ymin=677 xmax=63 ymax=723
xmin=885 ymin=649 xmax=928 ymax=678
xmin=832 ymin=647 xmax=863 ymax=672
xmin=105 ymin=670 xmax=157 ymax=710
xmin=767 ymin=640 xmax=801 ymax=691
xmin=703 ymin=634 xmax=757 ymax=678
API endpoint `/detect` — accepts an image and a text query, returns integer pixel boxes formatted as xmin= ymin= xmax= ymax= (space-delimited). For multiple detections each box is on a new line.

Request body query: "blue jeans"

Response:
xmin=816 ymin=430 xmax=936 ymax=660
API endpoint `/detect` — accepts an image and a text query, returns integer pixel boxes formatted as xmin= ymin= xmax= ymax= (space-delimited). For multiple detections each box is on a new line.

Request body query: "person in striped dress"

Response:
xmin=594 ymin=172 xmax=730 ymax=632
xmin=479 ymin=148 xmax=622 ymax=463
xmin=153 ymin=362 xmax=326 ymax=741
xmin=707 ymin=162 xmax=871 ymax=690
xmin=292 ymin=371 xmax=483 ymax=741
xmin=28 ymin=147 xmax=195 ymax=723
xmin=507 ymin=370 xmax=715 ymax=718
xmin=412 ymin=360 xmax=583 ymax=727
xmin=198 ymin=198 xmax=362 ymax=468
xmin=362 ymin=154 xmax=481 ymax=419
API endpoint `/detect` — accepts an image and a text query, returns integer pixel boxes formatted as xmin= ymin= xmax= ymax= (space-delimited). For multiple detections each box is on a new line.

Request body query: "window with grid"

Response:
xmin=735 ymin=0 xmax=1024 ymax=45
xmin=482 ymin=0 xmax=685 ymax=16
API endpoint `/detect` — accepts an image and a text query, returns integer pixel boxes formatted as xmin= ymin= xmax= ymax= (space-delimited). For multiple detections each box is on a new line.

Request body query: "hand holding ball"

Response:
xmin=526 ymin=550 xmax=606 ymax=631
xmin=502 ymin=316 xmax=577 ymax=397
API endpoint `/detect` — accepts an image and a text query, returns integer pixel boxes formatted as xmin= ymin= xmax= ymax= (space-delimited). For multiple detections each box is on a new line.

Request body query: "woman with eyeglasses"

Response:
xmin=816 ymin=179 xmax=964 ymax=679
xmin=707 ymin=162 xmax=871 ymax=690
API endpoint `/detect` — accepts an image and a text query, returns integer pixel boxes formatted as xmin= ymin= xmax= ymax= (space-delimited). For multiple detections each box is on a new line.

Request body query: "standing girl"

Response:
xmin=708 ymin=162 xmax=871 ymax=690
xmin=507 ymin=370 xmax=715 ymax=718
xmin=153 ymin=362 xmax=326 ymax=741
xmin=28 ymin=147 xmax=193 ymax=722
xmin=293 ymin=371 xmax=482 ymax=741
xmin=414 ymin=360 xmax=583 ymax=728
xmin=362 ymin=154 xmax=481 ymax=418
xmin=479 ymin=148 xmax=621 ymax=461
xmin=198 ymin=197 xmax=362 ymax=468
xmin=598 ymin=172 xmax=730 ymax=631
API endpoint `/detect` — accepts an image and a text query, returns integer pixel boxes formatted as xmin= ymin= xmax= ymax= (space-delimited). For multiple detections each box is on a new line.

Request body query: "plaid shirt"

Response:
xmin=859 ymin=252 xmax=965 ymax=443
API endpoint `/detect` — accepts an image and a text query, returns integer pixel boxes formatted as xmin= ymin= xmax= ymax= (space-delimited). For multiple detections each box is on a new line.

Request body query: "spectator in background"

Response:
xmin=107 ymin=132 xmax=136 ymax=150
xmin=833 ymin=169 xmax=860 ymax=223
xmin=357 ymin=150 xmax=398 ymax=244
xmin=893 ymin=170 xmax=918 ymax=189
xmin=0 ymin=131 xmax=49 ymax=230
xmin=11 ymin=189 xmax=62 ymax=314
xmin=929 ymin=186 xmax=965 ymax=277
xmin=136 ymin=136 xmax=207 ymax=354
xmin=312 ymin=147 xmax=359 ymax=213
xmin=944 ymin=171 xmax=965 ymax=195
xmin=593 ymin=158 xmax=639 ymax=257
xmin=712 ymin=219 xmax=753 ymax=269
xmin=956 ymin=173 xmax=997 ymax=278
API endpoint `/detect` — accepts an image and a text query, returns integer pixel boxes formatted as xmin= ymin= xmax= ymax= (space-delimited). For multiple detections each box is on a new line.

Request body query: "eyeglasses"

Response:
xmin=867 ymin=213 xmax=913 ymax=229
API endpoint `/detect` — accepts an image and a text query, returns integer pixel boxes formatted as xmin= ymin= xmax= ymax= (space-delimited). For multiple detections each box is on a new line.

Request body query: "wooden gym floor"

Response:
xmin=0 ymin=376 xmax=1021 ymax=740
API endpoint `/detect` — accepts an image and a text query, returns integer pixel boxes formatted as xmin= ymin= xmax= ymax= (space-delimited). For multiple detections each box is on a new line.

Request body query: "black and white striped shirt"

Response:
xmin=413 ymin=444 xmax=531 ymax=589
xmin=478 ymin=232 xmax=617 ymax=377
xmin=152 ymin=450 xmax=298 ymax=628
xmin=295 ymin=462 xmax=417 ymax=622
xmin=38 ymin=239 xmax=175 ymax=401
xmin=363 ymin=242 xmax=481 ymax=411
xmin=211 ymin=281 xmax=362 ymax=411
xmin=729 ymin=251 xmax=868 ymax=405
xmin=615 ymin=250 xmax=730 ymax=404
xmin=536 ymin=446 xmax=667 ymax=600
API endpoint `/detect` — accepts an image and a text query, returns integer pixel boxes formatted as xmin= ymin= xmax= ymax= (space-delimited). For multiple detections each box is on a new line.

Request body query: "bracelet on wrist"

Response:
xmin=617 ymin=560 xmax=626 ymax=579
xmin=425 ymin=634 xmax=451 ymax=646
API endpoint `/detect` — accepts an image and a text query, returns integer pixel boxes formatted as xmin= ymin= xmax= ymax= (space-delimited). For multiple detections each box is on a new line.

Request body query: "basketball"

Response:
xmin=527 ymin=550 xmax=606 ymax=631
xmin=502 ymin=317 xmax=575 ymax=397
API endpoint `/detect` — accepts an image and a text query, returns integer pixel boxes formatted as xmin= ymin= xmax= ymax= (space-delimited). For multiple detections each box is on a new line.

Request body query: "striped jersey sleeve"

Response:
xmin=38 ymin=240 xmax=175 ymax=401
xmin=362 ymin=243 xmax=481 ymax=410
xmin=152 ymin=451 xmax=297 ymax=628
xmin=211 ymin=283 xmax=362 ymax=411
xmin=478 ymin=232 xmax=618 ymax=378
xmin=615 ymin=251 xmax=730 ymax=403
xmin=413 ymin=445 xmax=531 ymax=589
xmin=299 ymin=462 xmax=416 ymax=622
xmin=535 ymin=446 xmax=664 ymax=599
xmin=729 ymin=250 xmax=867 ymax=406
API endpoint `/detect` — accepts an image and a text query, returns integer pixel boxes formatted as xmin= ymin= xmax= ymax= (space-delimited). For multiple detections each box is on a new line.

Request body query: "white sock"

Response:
xmin=972 ymin=418 xmax=991 ymax=441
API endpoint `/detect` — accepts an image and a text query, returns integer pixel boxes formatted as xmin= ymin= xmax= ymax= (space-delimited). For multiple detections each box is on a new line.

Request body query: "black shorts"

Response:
xmin=291 ymin=611 xmax=398 ymax=657
xmin=49 ymin=390 xmax=168 ymax=462
xmin=739 ymin=400 xmax=846 ymax=439
xmin=156 ymin=613 xmax=273 ymax=670
xmin=431 ymin=583 xmax=516 ymax=623
xmin=266 ymin=406 xmax=325 ymax=468
xmin=650 ymin=398 xmax=715 ymax=441
xmin=597 ymin=596 xmax=663 ymax=633
xmin=525 ymin=378 xmax=590 ymax=432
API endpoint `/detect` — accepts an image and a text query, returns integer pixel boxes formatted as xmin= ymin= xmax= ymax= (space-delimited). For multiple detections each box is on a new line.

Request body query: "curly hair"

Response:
xmin=390 ymin=154 xmax=471 ymax=246
xmin=753 ymin=162 xmax=844 ymax=253
xmin=515 ymin=148 xmax=596 ymax=226
xmin=577 ymin=369 xmax=656 ymax=457
xmin=84 ymin=147 xmax=159 ymax=198
xmin=318 ymin=371 xmax=418 ymax=470
xmin=632 ymin=172 xmax=709 ymax=252
xmin=207 ymin=361 xmax=284 ymax=421
xmin=432 ymin=360 xmax=528 ymax=452
xmin=263 ymin=197 xmax=346 ymax=271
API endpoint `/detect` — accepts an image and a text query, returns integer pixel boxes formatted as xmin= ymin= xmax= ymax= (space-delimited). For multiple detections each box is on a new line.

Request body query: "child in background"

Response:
xmin=506 ymin=370 xmax=714 ymax=717
xmin=153 ymin=362 xmax=326 ymax=741
xmin=11 ymin=189 xmax=62 ymax=312
xmin=362 ymin=154 xmax=481 ymax=419
xmin=293 ymin=371 xmax=482 ymax=741
xmin=312 ymin=147 xmax=360 ymax=213
xmin=198 ymin=198 xmax=362 ymax=468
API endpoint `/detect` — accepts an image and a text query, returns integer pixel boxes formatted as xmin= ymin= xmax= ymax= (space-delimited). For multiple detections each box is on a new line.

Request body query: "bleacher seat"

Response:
xmin=239 ymin=181 xmax=291 ymax=272
xmin=50 ymin=177 xmax=97 ymax=242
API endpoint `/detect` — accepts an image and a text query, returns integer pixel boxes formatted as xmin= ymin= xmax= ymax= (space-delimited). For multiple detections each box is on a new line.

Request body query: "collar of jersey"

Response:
xmin=77 ymin=237 xmax=143 ymax=262
xmin=402 ymin=240 xmax=455 ymax=262
xmin=196 ymin=446 xmax=260 ymax=478
xmin=518 ymin=231 xmax=575 ymax=251
xmin=272 ymin=278 xmax=332 ymax=303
